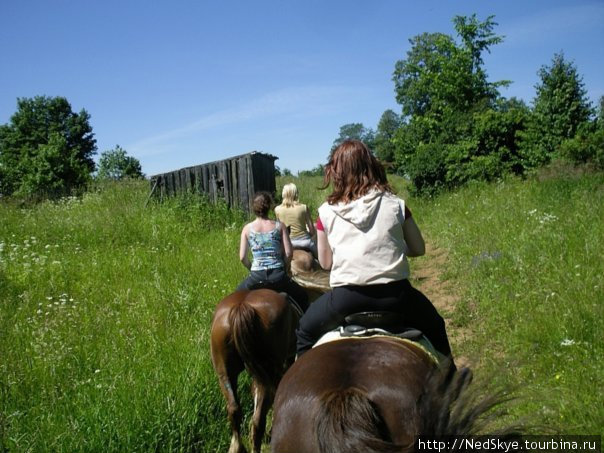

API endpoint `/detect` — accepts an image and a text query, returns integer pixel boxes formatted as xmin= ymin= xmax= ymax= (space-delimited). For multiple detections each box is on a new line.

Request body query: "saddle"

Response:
xmin=340 ymin=311 xmax=423 ymax=341
xmin=315 ymin=311 xmax=444 ymax=364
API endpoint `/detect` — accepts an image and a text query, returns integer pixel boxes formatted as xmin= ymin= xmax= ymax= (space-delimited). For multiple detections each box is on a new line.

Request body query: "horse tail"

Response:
xmin=228 ymin=297 xmax=277 ymax=387
xmin=316 ymin=388 xmax=401 ymax=453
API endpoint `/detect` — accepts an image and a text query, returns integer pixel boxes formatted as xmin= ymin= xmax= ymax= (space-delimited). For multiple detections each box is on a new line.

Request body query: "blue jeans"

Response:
xmin=237 ymin=267 xmax=309 ymax=312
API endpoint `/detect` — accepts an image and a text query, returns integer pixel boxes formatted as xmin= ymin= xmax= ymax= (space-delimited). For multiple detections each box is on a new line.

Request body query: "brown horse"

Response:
xmin=290 ymin=249 xmax=330 ymax=301
xmin=271 ymin=337 xmax=512 ymax=453
xmin=210 ymin=289 xmax=299 ymax=453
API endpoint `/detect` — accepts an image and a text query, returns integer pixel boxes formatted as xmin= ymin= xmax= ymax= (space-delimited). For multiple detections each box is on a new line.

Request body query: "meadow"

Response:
xmin=1 ymin=169 xmax=603 ymax=452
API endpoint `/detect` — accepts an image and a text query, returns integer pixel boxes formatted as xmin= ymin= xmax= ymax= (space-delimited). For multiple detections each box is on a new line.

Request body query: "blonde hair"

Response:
xmin=281 ymin=183 xmax=299 ymax=208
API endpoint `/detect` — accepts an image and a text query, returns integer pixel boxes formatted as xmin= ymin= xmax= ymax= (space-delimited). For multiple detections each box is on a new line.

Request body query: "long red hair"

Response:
xmin=324 ymin=140 xmax=393 ymax=204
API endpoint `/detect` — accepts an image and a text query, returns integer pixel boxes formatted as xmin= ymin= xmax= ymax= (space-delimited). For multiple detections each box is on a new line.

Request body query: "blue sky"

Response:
xmin=1 ymin=1 xmax=603 ymax=176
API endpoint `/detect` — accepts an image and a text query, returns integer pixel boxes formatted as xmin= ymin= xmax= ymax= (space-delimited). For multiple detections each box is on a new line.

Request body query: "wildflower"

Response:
xmin=560 ymin=338 xmax=575 ymax=346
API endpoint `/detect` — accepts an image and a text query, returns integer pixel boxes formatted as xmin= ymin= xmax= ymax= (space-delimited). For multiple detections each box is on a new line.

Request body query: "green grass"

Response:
xmin=412 ymin=171 xmax=604 ymax=434
xmin=0 ymin=181 xmax=248 ymax=452
xmin=1 ymin=170 xmax=602 ymax=452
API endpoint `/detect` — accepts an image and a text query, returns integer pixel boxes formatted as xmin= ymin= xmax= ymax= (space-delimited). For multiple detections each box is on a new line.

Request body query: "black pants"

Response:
xmin=295 ymin=279 xmax=452 ymax=358
xmin=237 ymin=267 xmax=309 ymax=312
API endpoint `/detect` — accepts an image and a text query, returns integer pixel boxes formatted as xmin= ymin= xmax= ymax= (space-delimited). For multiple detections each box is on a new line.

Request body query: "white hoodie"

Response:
xmin=318 ymin=190 xmax=410 ymax=287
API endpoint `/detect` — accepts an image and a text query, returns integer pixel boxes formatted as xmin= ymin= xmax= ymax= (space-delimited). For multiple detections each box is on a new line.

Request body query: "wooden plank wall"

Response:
xmin=148 ymin=152 xmax=277 ymax=213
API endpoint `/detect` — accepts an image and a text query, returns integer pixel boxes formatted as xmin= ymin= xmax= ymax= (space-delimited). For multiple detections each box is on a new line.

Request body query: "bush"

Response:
xmin=559 ymin=124 xmax=604 ymax=170
xmin=400 ymin=105 xmax=530 ymax=195
xmin=407 ymin=143 xmax=447 ymax=196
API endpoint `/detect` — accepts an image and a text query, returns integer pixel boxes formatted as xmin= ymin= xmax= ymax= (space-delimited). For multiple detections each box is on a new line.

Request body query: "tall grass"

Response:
xmin=411 ymin=170 xmax=604 ymax=434
xmin=1 ymin=170 xmax=602 ymax=452
xmin=0 ymin=181 xmax=248 ymax=452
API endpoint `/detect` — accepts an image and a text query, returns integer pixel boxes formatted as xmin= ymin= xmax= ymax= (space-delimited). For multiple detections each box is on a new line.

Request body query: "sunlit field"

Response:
xmin=411 ymin=170 xmax=604 ymax=434
xmin=1 ymin=169 xmax=602 ymax=452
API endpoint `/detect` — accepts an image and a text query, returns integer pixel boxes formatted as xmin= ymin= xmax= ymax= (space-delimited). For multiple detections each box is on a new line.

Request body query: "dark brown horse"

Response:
xmin=271 ymin=337 xmax=512 ymax=453
xmin=210 ymin=289 xmax=299 ymax=453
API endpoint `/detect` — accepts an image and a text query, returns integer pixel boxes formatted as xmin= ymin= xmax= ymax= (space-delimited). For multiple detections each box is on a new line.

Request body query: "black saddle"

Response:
xmin=341 ymin=311 xmax=423 ymax=340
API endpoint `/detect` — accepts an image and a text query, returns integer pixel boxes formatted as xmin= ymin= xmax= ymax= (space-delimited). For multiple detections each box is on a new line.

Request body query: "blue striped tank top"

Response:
xmin=249 ymin=221 xmax=284 ymax=271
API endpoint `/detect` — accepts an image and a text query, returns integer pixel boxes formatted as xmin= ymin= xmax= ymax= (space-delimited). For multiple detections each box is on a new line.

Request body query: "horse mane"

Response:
xmin=418 ymin=367 xmax=523 ymax=448
xmin=228 ymin=297 xmax=281 ymax=387
xmin=314 ymin=368 xmax=522 ymax=453
xmin=315 ymin=387 xmax=403 ymax=453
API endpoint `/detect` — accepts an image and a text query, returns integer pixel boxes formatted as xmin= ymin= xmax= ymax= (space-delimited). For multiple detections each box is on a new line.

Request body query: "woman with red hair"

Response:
xmin=295 ymin=140 xmax=456 ymax=370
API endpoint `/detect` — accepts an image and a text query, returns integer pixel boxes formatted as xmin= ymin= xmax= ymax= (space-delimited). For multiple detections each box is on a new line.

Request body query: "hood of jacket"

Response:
xmin=327 ymin=190 xmax=384 ymax=231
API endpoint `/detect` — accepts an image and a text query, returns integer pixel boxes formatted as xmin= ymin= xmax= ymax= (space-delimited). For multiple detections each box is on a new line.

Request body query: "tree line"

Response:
xmin=0 ymin=96 xmax=144 ymax=199
xmin=331 ymin=14 xmax=603 ymax=194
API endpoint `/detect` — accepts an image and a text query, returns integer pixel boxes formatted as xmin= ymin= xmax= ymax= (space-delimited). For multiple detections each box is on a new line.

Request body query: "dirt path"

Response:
xmin=410 ymin=241 xmax=471 ymax=367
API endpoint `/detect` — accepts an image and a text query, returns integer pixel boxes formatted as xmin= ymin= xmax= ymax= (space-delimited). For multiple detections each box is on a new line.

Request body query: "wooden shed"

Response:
xmin=148 ymin=151 xmax=278 ymax=213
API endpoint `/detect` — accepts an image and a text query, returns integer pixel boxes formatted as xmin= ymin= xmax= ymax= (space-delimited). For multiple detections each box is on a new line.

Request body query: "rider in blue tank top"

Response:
xmin=236 ymin=192 xmax=309 ymax=312
xmin=249 ymin=222 xmax=284 ymax=271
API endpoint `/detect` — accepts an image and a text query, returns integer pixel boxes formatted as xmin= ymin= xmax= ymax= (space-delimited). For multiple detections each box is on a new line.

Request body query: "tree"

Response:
xmin=391 ymin=15 xmax=515 ymax=194
xmin=598 ymin=95 xmax=604 ymax=127
xmin=519 ymin=53 xmax=593 ymax=167
xmin=298 ymin=164 xmax=324 ymax=177
xmin=453 ymin=14 xmax=504 ymax=76
xmin=374 ymin=110 xmax=402 ymax=164
xmin=0 ymin=96 xmax=96 ymax=197
xmin=331 ymin=123 xmax=375 ymax=155
xmin=97 ymin=145 xmax=144 ymax=180
xmin=393 ymin=16 xmax=506 ymax=122
xmin=558 ymin=94 xmax=604 ymax=170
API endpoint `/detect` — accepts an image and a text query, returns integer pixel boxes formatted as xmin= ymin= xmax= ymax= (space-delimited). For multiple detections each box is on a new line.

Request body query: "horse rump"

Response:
xmin=228 ymin=295 xmax=279 ymax=387
xmin=316 ymin=387 xmax=402 ymax=453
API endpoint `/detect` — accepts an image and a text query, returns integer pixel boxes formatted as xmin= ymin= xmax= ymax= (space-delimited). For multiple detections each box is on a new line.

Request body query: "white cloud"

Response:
xmin=128 ymin=85 xmax=355 ymax=158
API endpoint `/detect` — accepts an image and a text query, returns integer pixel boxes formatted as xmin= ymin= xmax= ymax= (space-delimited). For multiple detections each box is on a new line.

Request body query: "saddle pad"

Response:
xmin=314 ymin=329 xmax=443 ymax=365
